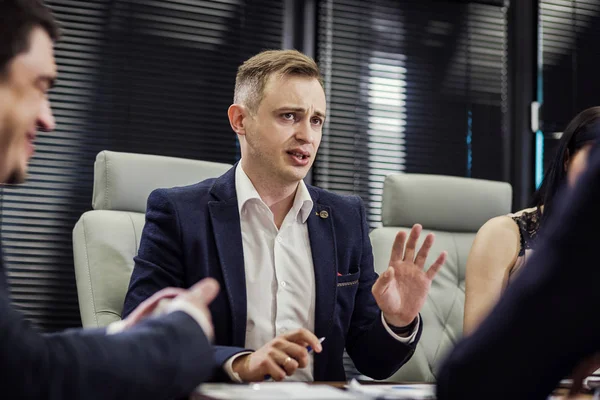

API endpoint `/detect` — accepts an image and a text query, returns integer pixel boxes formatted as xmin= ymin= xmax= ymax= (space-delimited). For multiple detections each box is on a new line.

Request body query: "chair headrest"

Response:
xmin=92 ymin=151 xmax=231 ymax=213
xmin=382 ymin=173 xmax=512 ymax=232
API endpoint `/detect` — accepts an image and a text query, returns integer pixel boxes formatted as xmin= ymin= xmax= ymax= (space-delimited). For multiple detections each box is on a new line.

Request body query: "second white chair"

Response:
xmin=370 ymin=173 xmax=512 ymax=382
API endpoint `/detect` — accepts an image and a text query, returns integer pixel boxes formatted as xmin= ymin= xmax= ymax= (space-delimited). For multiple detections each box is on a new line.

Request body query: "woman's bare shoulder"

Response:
xmin=477 ymin=214 xmax=521 ymax=239
xmin=469 ymin=214 xmax=522 ymax=266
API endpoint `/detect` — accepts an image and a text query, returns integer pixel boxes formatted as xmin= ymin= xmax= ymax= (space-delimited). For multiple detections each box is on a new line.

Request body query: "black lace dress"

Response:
xmin=503 ymin=207 xmax=541 ymax=287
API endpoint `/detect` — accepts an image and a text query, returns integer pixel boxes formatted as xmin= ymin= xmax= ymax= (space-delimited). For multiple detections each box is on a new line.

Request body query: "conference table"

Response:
xmin=189 ymin=381 xmax=597 ymax=399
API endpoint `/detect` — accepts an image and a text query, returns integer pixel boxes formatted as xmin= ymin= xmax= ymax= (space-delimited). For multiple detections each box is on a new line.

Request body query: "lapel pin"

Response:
xmin=319 ymin=210 xmax=329 ymax=219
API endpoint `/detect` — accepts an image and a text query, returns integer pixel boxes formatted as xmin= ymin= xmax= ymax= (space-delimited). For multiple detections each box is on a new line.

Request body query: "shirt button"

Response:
xmin=280 ymin=281 xmax=287 ymax=288
xmin=276 ymin=236 xmax=283 ymax=243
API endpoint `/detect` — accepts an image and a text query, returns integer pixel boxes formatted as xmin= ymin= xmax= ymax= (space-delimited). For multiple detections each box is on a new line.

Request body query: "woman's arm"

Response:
xmin=463 ymin=216 xmax=520 ymax=335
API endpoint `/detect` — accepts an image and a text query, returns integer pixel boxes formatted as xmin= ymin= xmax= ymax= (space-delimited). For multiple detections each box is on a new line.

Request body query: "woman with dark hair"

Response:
xmin=463 ymin=106 xmax=600 ymax=334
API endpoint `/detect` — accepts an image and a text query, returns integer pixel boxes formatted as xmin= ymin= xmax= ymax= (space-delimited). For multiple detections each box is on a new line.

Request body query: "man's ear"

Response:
xmin=228 ymin=104 xmax=248 ymax=136
xmin=563 ymin=148 xmax=571 ymax=172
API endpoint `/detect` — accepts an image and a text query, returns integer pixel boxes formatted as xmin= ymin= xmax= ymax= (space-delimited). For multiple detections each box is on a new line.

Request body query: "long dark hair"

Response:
xmin=533 ymin=106 xmax=600 ymax=226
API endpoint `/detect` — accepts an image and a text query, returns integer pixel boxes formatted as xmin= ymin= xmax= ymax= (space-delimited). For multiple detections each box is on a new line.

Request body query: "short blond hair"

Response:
xmin=234 ymin=49 xmax=323 ymax=113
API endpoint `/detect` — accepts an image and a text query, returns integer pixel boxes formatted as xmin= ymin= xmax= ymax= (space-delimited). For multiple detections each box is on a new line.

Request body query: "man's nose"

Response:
xmin=37 ymin=98 xmax=55 ymax=132
xmin=295 ymin=119 xmax=315 ymax=144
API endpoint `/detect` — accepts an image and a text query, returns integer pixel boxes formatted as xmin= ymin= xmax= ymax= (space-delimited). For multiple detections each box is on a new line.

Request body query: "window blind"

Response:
xmin=3 ymin=0 xmax=284 ymax=332
xmin=315 ymin=0 xmax=509 ymax=227
xmin=539 ymin=0 xmax=600 ymax=171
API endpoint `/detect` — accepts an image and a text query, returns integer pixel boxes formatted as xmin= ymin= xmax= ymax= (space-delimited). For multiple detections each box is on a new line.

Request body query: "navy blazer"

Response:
xmin=0 ymin=247 xmax=214 ymax=400
xmin=123 ymin=166 xmax=421 ymax=381
xmin=437 ymin=144 xmax=600 ymax=400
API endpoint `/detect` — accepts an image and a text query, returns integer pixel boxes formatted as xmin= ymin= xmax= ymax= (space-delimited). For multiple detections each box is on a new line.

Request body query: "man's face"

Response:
xmin=241 ymin=75 xmax=326 ymax=185
xmin=0 ymin=27 xmax=56 ymax=184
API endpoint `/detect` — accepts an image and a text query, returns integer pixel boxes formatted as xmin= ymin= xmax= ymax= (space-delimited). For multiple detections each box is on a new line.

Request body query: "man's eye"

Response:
xmin=37 ymin=84 xmax=49 ymax=96
xmin=283 ymin=113 xmax=295 ymax=120
xmin=311 ymin=117 xmax=323 ymax=126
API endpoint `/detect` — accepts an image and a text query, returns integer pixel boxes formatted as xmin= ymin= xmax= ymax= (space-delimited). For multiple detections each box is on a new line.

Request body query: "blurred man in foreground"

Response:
xmin=0 ymin=1 xmax=219 ymax=398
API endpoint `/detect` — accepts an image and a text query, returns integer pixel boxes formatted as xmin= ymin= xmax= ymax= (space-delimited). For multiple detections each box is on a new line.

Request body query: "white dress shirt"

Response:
xmin=224 ymin=164 xmax=419 ymax=382
xmin=234 ymin=164 xmax=316 ymax=381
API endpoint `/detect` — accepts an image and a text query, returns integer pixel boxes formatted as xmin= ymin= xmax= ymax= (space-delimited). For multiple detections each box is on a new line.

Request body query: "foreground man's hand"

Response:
xmin=121 ymin=278 xmax=220 ymax=338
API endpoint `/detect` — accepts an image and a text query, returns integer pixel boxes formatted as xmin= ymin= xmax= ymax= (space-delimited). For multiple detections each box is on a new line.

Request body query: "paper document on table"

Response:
xmin=195 ymin=382 xmax=361 ymax=400
xmin=560 ymin=374 xmax=600 ymax=391
xmin=346 ymin=379 xmax=436 ymax=399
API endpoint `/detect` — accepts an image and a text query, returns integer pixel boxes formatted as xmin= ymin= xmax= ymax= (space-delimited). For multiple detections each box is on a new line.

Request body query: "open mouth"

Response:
xmin=287 ymin=151 xmax=309 ymax=160
xmin=286 ymin=150 xmax=311 ymax=166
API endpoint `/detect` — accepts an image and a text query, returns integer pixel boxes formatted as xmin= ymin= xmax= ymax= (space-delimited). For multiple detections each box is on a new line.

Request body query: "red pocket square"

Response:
xmin=337 ymin=272 xmax=342 ymax=276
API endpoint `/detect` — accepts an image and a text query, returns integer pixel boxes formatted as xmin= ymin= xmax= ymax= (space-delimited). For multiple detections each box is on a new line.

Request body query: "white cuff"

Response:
xmin=381 ymin=313 xmax=419 ymax=344
xmin=106 ymin=319 xmax=127 ymax=335
xmin=107 ymin=297 xmax=214 ymax=343
xmin=223 ymin=351 xmax=253 ymax=383
xmin=165 ymin=297 xmax=214 ymax=342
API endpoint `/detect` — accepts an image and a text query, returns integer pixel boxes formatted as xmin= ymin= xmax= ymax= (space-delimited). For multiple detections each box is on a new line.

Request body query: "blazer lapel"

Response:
xmin=307 ymin=187 xmax=337 ymax=379
xmin=208 ymin=166 xmax=247 ymax=347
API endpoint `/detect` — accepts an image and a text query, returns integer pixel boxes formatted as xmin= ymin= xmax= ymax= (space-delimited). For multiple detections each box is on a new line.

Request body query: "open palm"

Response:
xmin=372 ymin=224 xmax=447 ymax=327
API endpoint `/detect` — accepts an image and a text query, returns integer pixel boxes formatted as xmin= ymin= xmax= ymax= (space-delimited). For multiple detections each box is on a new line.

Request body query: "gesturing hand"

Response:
xmin=372 ymin=224 xmax=447 ymax=328
xmin=121 ymin=287 xmax=186 ymax=330
xmin=231 ymin=328 xmax=323 ymax=382
xmin=121 ymin=278 xmax=219 ymax=340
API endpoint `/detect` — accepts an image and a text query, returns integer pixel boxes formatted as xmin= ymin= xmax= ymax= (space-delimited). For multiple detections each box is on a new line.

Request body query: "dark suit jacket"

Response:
xmin=0 ymin=249 xmax=215 ymax=400
xmin=437 ymin=144 xmax=600 ymax=400
xmin=123 ymin=165 xmax=421 ymax=382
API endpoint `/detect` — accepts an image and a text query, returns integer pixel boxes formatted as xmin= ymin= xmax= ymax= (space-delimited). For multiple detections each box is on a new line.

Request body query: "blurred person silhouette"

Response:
xmin=437 ymin=138 xmax=600 ymax=399
xmin=0 ymin=1 xmax=220 ymax=398
xmin=464 ymin=107 xmax=600 ymax=334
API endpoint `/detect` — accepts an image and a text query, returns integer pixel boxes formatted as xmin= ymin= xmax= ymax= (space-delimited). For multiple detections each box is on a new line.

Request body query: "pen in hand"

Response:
xmin=264 ymin=337 xmax=326 ymax=381
xmin=306 ymin=337 xmax=326 ymax=354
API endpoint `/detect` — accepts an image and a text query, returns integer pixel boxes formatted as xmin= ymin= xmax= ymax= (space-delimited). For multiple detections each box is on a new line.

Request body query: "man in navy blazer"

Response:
xmin=124 ymin=49 xmax=447 ymax=382
xmin=0 ymin=1 xmax=220 ymax=398
xmin=436 ymin=142 xmax=600 ymax=399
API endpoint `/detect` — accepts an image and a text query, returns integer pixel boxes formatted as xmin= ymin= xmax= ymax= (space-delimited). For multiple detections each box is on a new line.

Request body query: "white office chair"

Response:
xmin=72 ymin=150 xmax=231 ymax=328
xmin=370 ymin=173 xmax=512 ymax=382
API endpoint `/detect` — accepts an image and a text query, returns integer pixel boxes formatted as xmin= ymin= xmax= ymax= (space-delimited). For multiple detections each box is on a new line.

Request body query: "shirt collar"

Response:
xmin=235 ymin=163 xmax=314 ymax=223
